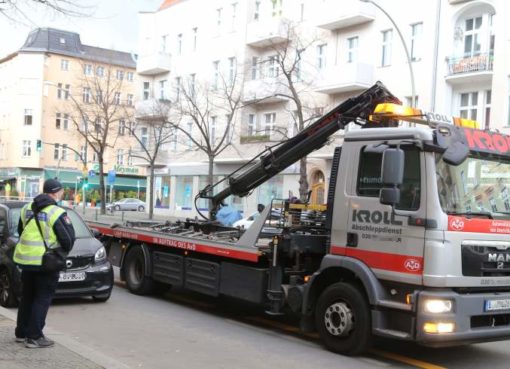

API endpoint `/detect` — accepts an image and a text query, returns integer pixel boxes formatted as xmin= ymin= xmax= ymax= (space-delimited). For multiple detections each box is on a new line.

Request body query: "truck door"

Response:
xmin=336 ymin=144 xmax=426 ymax=285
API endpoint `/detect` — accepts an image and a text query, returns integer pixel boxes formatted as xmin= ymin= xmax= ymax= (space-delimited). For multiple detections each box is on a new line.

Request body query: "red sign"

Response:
xmin=464 ymin=129 xmax=510 ymax=157
xmin=448 ymin=216 xmax=510 ymax=234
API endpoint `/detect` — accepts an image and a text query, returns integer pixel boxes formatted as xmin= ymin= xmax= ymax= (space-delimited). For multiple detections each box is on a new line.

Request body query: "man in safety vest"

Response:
xmin=13 ymin=179 xmax=75 ymax=348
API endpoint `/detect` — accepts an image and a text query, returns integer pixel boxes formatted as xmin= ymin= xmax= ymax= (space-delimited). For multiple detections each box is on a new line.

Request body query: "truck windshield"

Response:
xmin=436 ymin=154 xmax=510 ymax=217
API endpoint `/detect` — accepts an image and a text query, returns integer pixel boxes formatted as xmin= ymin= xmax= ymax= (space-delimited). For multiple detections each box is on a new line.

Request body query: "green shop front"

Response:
xmin=0 ymin=167 xmax=44 ymax=199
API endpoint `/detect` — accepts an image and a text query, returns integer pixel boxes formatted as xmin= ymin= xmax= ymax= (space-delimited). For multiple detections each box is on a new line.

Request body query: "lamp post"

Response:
xmin=360 ymin=0 xmax=416 ymax=107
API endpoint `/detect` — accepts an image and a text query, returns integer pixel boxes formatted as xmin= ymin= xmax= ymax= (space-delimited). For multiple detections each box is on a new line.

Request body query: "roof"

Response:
xmin=19 ymin=28 xmax=136 ymax=69
xmin=159 ymin=0 xmax=183 ymax=10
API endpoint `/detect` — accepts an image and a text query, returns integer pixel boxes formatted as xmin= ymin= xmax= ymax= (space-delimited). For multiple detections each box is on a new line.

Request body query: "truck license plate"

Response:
xmin=59 ymin=271 xmax=86 ymax=282
xmin=485 ymin=299 xmax=510 ymax=312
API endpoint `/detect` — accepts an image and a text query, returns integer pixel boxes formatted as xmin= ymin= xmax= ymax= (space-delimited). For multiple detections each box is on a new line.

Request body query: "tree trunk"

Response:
xmin=98 ymin=158 xmax=106 ymax=215
xmin=149 ymin=164 xmax=155 ymax=220
xmin=299 ymin=156 xmax=309 ymax=202
xmin=208 ymin=155 xmax=214 ymax=213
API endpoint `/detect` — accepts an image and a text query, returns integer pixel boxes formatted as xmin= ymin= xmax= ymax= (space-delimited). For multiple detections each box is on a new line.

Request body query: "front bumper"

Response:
xmin=55 ymin=261 xmax=113 ymax=298
xmin=416 ymin=290 xmax=510 ymax=347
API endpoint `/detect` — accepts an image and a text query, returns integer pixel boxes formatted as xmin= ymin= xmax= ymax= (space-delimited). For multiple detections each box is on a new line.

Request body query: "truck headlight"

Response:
xmin=94 ymin=246 xmax=107 ymax=262
xmin=423 ymin=299 xmax=453 ymax=314
xmin=423 ymin=322 xmax=455 ymax=334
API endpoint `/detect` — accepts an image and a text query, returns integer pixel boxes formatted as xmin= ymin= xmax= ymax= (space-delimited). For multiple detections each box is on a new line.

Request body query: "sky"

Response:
xmin=0 ymin=0 xmax=163 ymax=57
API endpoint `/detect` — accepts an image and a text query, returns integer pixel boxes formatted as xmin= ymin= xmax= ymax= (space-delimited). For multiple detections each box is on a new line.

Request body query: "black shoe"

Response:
xmin=25 ymin=336 xmax=55 ymax=348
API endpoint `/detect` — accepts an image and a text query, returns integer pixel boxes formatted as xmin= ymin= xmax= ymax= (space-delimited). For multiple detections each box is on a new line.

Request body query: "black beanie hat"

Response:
xmin=43 ymin=178 xmax=63 ymax=194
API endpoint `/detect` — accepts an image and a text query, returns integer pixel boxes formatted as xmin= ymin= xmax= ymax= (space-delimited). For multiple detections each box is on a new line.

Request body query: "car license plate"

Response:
xmin=59 ymin=271 xmax=86 ymax=282
xmin=485 ymin=299 xmax=510 ymax=312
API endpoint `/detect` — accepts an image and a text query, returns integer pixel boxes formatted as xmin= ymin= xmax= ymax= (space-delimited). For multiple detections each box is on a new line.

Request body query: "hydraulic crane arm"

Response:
xmin=200 ymin=81 xmax=400 ymax=218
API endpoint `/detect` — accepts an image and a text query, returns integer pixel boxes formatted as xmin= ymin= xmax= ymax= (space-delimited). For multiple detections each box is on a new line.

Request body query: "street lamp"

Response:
xmin=360 ymin=0 xmax=416 ymax=107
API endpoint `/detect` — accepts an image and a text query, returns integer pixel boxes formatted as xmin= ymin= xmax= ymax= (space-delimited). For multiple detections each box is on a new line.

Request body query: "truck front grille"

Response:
xmin=471 ymin=314 xmax=510 ymax=329
xmin=462 ymin=245 xmax=510 ymax=277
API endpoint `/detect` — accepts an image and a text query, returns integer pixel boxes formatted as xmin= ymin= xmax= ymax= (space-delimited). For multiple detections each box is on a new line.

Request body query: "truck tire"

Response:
xmin=315 ymin=282 xmax=371 ymax=356
xmin=0 ymin=268 xmax=17 ymax=308
xmin=124 ymin=247 xmax=155 ymax=295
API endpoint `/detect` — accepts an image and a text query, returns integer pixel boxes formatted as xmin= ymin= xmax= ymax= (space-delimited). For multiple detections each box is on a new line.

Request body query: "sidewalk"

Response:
xmin=0 ymin=306 xmax=130 ymax=369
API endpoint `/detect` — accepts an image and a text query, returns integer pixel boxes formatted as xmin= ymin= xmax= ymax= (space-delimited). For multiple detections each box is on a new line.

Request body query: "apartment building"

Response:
xmin=0 ymin=28 xmax=146 ymax=200
xmin=138 ymin=0 xmax=510 ymax=218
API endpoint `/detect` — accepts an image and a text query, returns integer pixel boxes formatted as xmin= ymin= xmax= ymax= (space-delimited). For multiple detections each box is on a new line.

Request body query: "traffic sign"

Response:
xmin=107 ymin=170 xmax=116 ymax=185
xmin=88 ymin=169 xmax=95 ymax=178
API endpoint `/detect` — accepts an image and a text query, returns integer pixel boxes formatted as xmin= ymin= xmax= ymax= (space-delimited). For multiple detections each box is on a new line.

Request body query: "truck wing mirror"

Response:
xmin=379 ymin=148 xmax=404 ymax=206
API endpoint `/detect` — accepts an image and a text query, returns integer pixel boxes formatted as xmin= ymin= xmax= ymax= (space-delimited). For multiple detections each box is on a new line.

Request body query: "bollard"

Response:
xmin=121 ymin=211 xmax=125 ymax=222
xmin=95 ymin=208 xmax=98 ymax=221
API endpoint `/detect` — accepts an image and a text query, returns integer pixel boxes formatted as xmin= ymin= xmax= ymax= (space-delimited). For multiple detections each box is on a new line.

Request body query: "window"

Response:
xmin=271 ymin=0 xmax=283 ymax=17
xmin=264 ymin=113 xmax=276 ymax=135
xmin=80 ymin=145 xmax=86 ymax=162
xmin=96 ymin=66 xmax=104 ymax=77
xmin=24 ymin=109 xmax=32 ymax=125
xmin=210 ymin=116 xmax=217 ymax=144
xmin=190 ymin=73 xmax=196 ymax=98
xmin=459 ymin=92 xmax=478 ymax=121
xmin=175 ymin=176 xmax=194 ymax=209
xmin=59 ymin=37 xmax=66 ymax=44
xmin=127 ymin=149 xmax=133 ymax=166
xmin=63 ymin=114 xmax=69 ymax=130
xmin=161 ymin=34 xmax=167 ymax=52
xmin=140 ymin=127 xmax=148 ymax=148
xmin=187 ymin=122 xmax=193 ymax=148
xmin=62 ymin=144 xmax=68 ymax=161
xmin=257 ymin=175 xmax=283 ymax=206
xmin=192 ymin=27 xmax=198 ymax=51
xmin=84 ymin=64 xmax=92 ymax=75
xmin=127 ymin=121 xmax=134 ymax=136
xmin=410 ymin=23 xmax=422 ymax=61
xmin=57 ymin=83 xmax=70 ymax=100
xmin=347 ymin=36 xmax=358 ymax=63
xmin=216 ymin=8 xmax=222 ymax=32
xmin=127 ymin=72 xmax=134 ymax=82
xmin=177 ymin=33 xmax=182 ymax=55
xmin=22 ymin=140 xmax=31 ymax=157
xmin=300 ymin=2 xmax=305 ymax=21
xmin=175 ymin=77 xmax=181 ymax=101
xmin=53 ymin=143 xmax=60 ymax=160
xmin=57 ymin=83 xmax=63 ymax=99
xmin=117 ymin=149 xmax=124 ymax=165
xmin=485 ymin=90 xmax=491 ymax=130
xmin=317 ymin=44 xmax=327 ymax=69
xmin=254 ymin=1 xmax=260 ymax=21
xmin=170 ymin=128 xmax=177 ymax=151
xmin=92 ymin=152 xmax=98 ymax=162
xmin=231 ymin=2 xmax=237 ymax=31
xmin=127 ymin=94 xmax=134 ymax=106
xmin=61 ymin=59 xmax=69 ymax=71
xmin=158 ymin=79 xmax=167 ymax=99
xmin=381 ymin=29 xmax=393 ymax=66
xmin=228 ymin=57 xmax=236 ymax=85
xmin=248 ymin=113 xmax=256 ymax=136
xmin=119 ymin=120 xmax=126 ymax=135
xmin=212 ymin=61 xmax=220 ymax=89
xmin=251 ymin=57 xmax=259 ymax=80
xmin=116 ymin=70 xmax=124 ymax=80
xmin=56 ymin=113 xmax=61 ymax=129
xmin=357 ymin=147 xmax=421 ymax=211
xmin=114 ymin=92 xmax=121 ymax=105
xmin=295 ymin=49 xmax=304 ymax=81
xmin=83 ymin=87 xmax=91 ymax=103
xmin=268 ymin=55 xmax=279 ymax=77
xmin=143 ymin=81 xmax=150 ymax=100
xmin=464 ymin=17 xmax=482 ymax=57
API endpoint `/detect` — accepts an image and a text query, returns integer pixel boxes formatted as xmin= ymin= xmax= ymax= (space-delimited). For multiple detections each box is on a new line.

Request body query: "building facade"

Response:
xmin=138 ymin=0 xmax=510 ymax=218
xmin=0 ymin=28 xmax=147 ymax=202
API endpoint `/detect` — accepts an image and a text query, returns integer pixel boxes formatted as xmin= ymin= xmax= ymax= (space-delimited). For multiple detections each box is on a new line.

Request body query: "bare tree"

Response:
xmin=168 ymin=70 xmax=243 ymax=210
xmin=66 ymin=62 xmax=132 ymax=214
xmin=256 ymin=21 xmax=324 ymax=201
xmin=0 ymin=0 xmax=93 ymax=23
xmin=127 ymin=101 xmax=174 ymax=219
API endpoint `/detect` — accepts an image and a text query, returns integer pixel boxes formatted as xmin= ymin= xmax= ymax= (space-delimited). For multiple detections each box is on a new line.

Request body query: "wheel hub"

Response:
xmin=324 ymin=302 xmax=354 ymax=337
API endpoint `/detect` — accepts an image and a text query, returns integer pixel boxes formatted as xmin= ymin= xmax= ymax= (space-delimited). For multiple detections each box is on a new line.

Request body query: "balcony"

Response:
xmin=136 ymin=52 xmax=171 ymax=76
xmin=135 ymin=98 xmax=171 ymax=120
xmin=315 ymin=0 xmax=375 ymax=31
xmin=243 ymin=77 xmax=290 ymax=104
xmin=246 ymin=18 xmax=289 ymax=48
xmin=445 ymin=53 xmax=493 ymax=85
xmin=314 ymin=62 xmax=374 ymax=94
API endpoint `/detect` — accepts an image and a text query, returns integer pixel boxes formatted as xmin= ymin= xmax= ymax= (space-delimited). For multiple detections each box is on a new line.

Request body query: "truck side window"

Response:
xmin=357 ymin=147 xmax=421 ymax=211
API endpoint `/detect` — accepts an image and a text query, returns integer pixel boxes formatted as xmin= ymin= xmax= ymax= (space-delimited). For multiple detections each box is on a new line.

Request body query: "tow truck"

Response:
xmin=89 ymin=82 xmax=510 ymax=355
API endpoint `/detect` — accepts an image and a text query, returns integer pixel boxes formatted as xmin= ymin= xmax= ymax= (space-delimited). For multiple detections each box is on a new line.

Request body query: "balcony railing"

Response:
xmin=246 ymin=18 xmax=289 ymax=48
xmin=137 ymin=52 xmax=171 ymax=76
xmin=447 ymin=53 xmax=493 ymax=76
xmin=315 ymin=0 xmax=375 ymax=30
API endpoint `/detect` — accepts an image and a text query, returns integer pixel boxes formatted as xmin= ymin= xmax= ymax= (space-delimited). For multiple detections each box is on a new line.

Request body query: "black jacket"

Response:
xmin=18 ymin=194 xmax=76 ymax=253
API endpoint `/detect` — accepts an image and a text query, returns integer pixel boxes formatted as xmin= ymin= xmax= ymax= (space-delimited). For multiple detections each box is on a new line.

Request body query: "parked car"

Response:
xmin=233 ymin=209 xmax=283 ymax=229
xmin=106 ymin=198 xmax=145 ymax=212
xmin=0 ymin=201 xmax=113 ymax=307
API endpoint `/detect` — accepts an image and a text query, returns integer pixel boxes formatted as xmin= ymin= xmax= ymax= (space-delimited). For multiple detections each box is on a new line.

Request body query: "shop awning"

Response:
xmin=45 ymin=169 xmax=147 ymax=191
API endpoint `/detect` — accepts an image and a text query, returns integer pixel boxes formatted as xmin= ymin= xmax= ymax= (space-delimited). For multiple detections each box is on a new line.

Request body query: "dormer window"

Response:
xmin=59 ymin=37 xmax=66 ymax=44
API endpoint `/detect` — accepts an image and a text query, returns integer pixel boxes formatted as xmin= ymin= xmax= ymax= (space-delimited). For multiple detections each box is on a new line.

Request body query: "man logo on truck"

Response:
xmin=352 ymin=209 xmax=403 ymax=226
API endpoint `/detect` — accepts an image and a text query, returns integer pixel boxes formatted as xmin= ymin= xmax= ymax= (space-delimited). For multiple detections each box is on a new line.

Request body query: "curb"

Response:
xmin=0 ymin=305 xmax=131 ymax=369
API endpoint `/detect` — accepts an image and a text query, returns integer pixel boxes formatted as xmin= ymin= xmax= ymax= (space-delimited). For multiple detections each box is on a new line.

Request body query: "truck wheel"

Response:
xmin=124 ymin=247 xmax=155 ymax=295
xmin=0 ymin=267 xmax=18 ymax=308
xmin=315 ymin=282 xmax=371 ymax=356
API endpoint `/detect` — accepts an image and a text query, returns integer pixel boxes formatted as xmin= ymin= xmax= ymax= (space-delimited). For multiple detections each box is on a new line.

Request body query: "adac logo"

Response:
xmin=449 ymin=217 xmax=465 ymax=231
xmin=404 ymin=258 xmax=422 ymax=272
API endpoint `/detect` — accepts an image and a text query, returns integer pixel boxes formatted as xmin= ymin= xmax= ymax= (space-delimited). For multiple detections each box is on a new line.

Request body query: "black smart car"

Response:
xmin=0 ymin=201 xmax=113 ymax=307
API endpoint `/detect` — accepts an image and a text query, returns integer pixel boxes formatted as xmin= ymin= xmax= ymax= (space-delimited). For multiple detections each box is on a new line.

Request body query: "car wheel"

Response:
xmin=124 ymin=247 xmax=155 ymax=295
xmin=114 ymin=205 xmax=121 ymax=211
xmin=92 ymin=291 xmax=111 ymax=302
xmin=138 ymin=205 xmax=145 ymax=212
xmin=315 ymin=282 xmax=371 ymax=356
xmin=0 ymin=267 xmax=18 ymax=308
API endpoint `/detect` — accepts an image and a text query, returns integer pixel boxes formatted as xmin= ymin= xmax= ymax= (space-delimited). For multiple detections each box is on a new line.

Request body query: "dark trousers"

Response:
xmin=15 ymin=270 xmax=59 ymax=340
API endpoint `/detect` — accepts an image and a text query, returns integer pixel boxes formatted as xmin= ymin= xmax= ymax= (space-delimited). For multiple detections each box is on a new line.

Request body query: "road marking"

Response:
xmin=370 ymin=349 xmax=447 ymax=369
